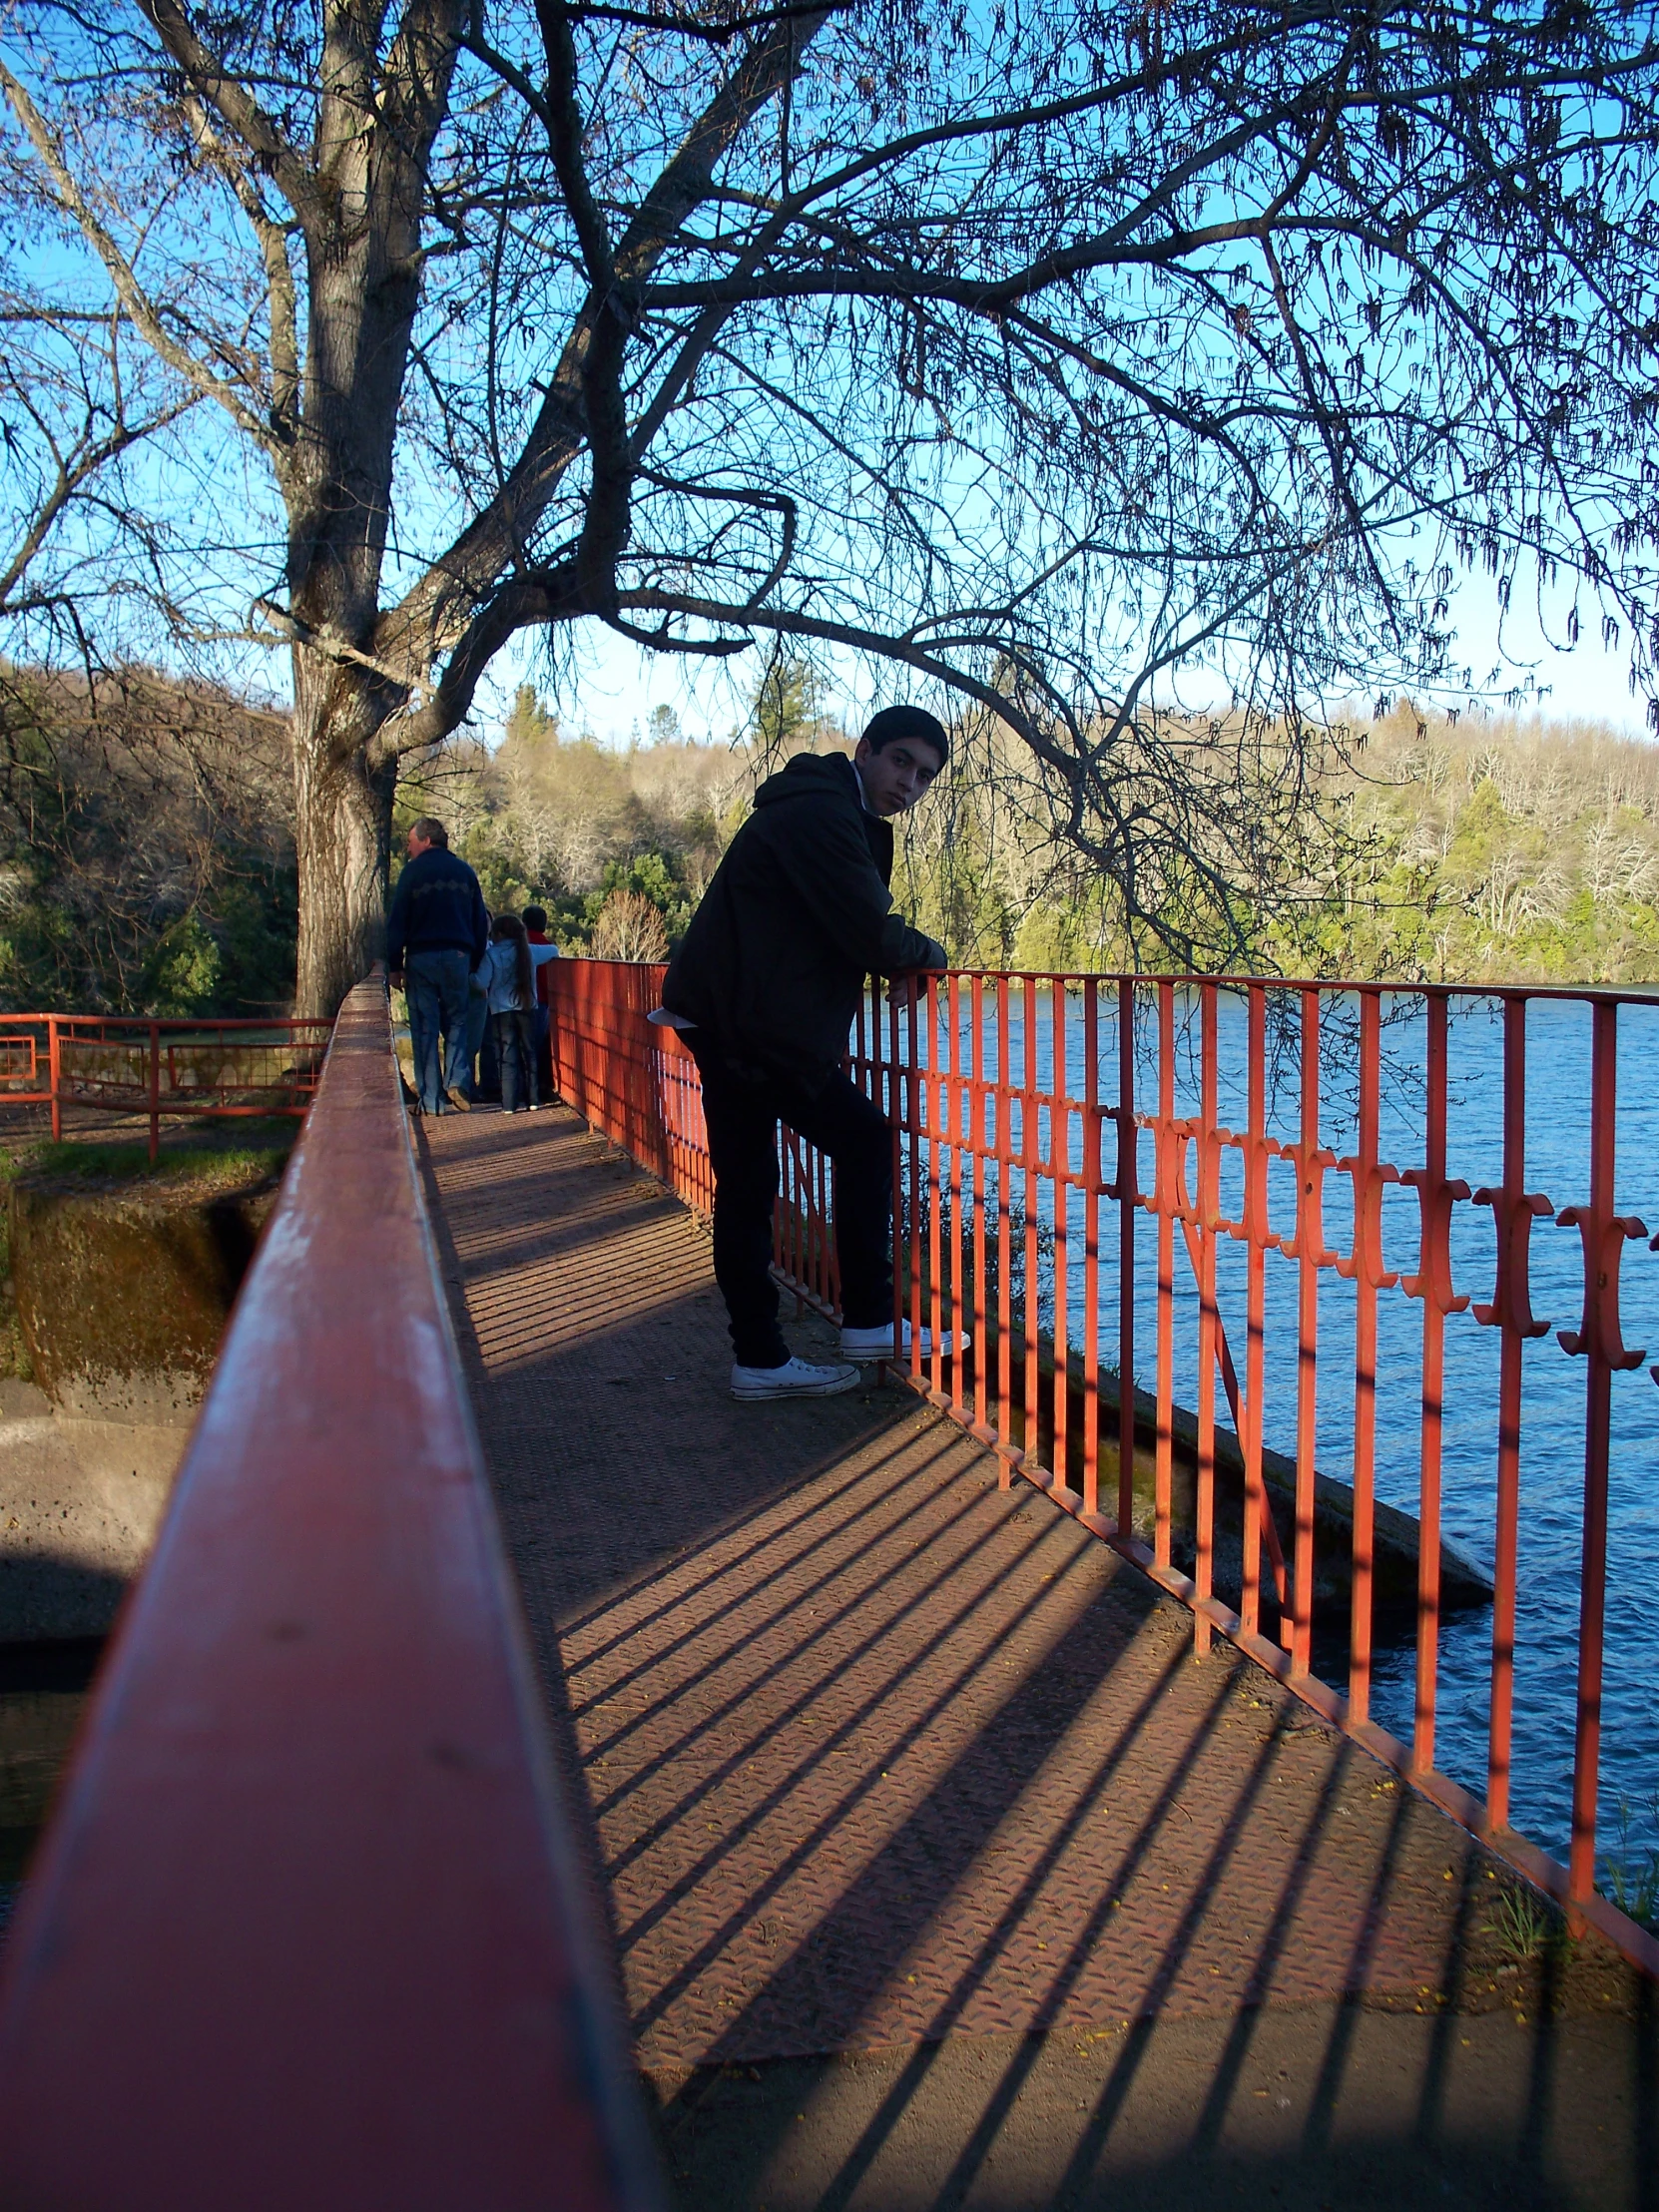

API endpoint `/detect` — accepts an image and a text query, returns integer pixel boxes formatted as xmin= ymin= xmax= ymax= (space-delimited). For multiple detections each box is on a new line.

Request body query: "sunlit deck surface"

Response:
xmin=420 ymin=1103 xmax=1653 ymax=2211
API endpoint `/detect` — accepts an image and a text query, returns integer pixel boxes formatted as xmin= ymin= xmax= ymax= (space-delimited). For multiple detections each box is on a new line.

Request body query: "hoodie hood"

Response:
xmin=663 ymin=744 xmax=942 ymax=1084
xmin=752 ymin=750 xmax=859 ymax=811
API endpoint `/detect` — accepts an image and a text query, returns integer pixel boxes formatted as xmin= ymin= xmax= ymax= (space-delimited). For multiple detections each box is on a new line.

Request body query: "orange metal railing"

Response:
xmin=0 ymin=1010 xmax=331 ymax=1158
xmin=548 ymin=956 xmax=1659 ymax=1979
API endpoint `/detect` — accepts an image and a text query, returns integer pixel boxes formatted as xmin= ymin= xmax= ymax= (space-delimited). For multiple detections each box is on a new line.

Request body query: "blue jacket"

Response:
xmin=386 ymin=847 xmax=489 ymax=970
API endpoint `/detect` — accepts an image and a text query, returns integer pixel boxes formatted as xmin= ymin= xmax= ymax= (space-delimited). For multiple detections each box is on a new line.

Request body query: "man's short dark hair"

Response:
xmin=523 ymin=904 xmax=548 ymax=930
xmin=860 ymin=705 xmax=949 ymax=766
xmin=410 ymin=815 xmax=449 ymax=848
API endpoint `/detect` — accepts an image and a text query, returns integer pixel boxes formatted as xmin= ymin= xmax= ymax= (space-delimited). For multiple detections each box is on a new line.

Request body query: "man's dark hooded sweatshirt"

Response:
xmin=662 ymin=751 xmax=945 ymax=1086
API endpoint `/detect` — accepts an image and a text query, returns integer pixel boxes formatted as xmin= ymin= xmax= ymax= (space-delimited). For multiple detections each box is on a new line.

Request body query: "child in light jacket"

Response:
xmin=480 ymin=912 xmax=540 ymax=1112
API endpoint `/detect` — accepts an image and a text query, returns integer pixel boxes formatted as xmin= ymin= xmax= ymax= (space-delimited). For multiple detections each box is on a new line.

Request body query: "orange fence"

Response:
xmin=0 ymin=984 xmax=664 ymax=2207
xmin=0 ymin=1011 xmax=331 ymax=1158
xmin=547 ymin=956 xmax=1659 ymax=1979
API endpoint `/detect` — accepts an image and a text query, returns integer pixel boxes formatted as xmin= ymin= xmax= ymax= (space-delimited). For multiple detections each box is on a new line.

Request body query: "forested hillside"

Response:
xmin=409 ymin=683 xmax=1659 ymax=987
xmin=894 ymin=705 xmax=1659 ymax=983
xmin=8 ymin=662 xmax=1653 ymax=1009
xmin=0 ymin=668 xmax=296 ymax=1013
xmin=397 ymin=681 xmax=820 ymax=961
xmin=1268 ymin=712 xmax=1659 ymax=984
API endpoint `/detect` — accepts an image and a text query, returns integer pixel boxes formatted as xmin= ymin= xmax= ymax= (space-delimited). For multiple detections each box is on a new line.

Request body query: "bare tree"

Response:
xmin=590 ymin=886 xmax=671 ymax=960
xmin=4 ymin=0 xmax=1659 ymax=1008
xmin=0 ymin=153 xmax=195 ymax=661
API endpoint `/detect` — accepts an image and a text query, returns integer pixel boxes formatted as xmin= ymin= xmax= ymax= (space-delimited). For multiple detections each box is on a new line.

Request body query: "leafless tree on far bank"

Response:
xmin=4 ymin=0 xmax=1659 ymax=1007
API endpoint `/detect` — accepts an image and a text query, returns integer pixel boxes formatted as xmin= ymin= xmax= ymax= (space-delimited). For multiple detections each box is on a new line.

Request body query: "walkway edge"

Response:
xmin=0 ymin=982 xmax=665 ymax=2212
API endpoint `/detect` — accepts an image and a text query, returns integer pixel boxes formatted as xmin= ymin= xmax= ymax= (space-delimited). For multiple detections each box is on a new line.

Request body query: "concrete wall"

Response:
xmin=0 ymin=1175 xmax=277 ymax=1641
xmin=0 ymin=1380 xmax=187 ymax=1639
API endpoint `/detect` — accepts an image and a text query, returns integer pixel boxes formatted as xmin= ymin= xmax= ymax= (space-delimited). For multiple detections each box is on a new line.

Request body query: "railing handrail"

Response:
xmin=0 ymin=1011 xmax=333 ymax=1028
xmin=541 ymin=954 xmax=1659 ymax=1007
xmin=0 ymin=980 xmax=664 ymax=2209
xmin=0 ymin=1010 xmax=331 ymax=1156
xmin=835 ymin=966 xmax=1659 ymax=1007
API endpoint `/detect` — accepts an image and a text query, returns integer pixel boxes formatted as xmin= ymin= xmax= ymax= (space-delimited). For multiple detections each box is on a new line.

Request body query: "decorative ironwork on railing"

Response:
xmin=0 ymin=1011 xmax=331 ymax=1157
xmin=547 ymin=957 xmax=1659 ymax=1978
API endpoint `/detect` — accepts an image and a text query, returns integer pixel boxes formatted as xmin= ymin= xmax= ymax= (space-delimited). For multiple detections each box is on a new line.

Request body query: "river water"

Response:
xmin=895 ymin=985 xmax=1659 ymax=1877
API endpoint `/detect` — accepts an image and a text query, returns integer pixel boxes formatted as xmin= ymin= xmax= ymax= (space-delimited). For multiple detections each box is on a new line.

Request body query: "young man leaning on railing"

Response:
xmin=651 ymin=706 xmax=970 ymax=1402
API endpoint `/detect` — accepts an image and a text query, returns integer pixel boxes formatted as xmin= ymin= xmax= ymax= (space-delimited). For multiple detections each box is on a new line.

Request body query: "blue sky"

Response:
xmin=489 ymin=557 xmax=1656 ymax=752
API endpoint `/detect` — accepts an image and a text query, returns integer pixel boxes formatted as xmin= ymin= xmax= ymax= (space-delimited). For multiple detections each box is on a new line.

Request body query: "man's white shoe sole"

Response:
xmin=731 ymin=1370 xmax=860 ymax=1401
xmin=840 ymin=1335 xmax=970 ymax=1362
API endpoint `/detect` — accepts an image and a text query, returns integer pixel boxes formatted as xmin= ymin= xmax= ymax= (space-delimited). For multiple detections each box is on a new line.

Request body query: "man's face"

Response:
xmin=853 ymin=735 xmax=944 ymax=817
xmin=406 ymin=826 xmax=432 ymax=859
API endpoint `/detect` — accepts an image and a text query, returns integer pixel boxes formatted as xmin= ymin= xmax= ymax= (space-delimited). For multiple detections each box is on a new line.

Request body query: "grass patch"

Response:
xmin=23 ymin=1139 xmax=290 ymax=1187
xmin=13 ymin=1118 xmax=298 ymax=1193
xmin=1601 ymin=1794 xmax=1659 ymax=1933
xmin=1486 ymin=1884 xmax=1559 ymax=1964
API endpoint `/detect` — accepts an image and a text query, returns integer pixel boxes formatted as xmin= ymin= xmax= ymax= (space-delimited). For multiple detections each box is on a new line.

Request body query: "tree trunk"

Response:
xmin=290 ymin=652 xmax=397 ymax=1019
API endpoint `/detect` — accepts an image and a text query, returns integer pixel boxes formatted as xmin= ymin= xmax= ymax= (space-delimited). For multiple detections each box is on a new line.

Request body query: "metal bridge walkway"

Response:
xmin=419 ymin=1103 xmax=1653 ymax=2212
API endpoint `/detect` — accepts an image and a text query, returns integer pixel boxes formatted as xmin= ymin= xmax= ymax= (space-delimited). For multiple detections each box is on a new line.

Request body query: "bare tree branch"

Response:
xmin=0 ymin=58 xmax=278 ymax=452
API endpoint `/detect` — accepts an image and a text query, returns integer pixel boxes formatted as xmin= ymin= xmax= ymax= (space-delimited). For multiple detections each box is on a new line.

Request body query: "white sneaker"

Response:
xmin=839 ymin=1320 xmax=971 ymax=1363
xmin=730 ymin=1356 xmax=861 ymax=1401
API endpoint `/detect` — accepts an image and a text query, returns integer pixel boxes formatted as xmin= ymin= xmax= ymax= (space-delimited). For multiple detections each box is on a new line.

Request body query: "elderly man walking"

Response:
xmin=386 ymin=816 xmax=489 ymax=1116
xmin=657 ymin=705 xmax=968 ymax=1401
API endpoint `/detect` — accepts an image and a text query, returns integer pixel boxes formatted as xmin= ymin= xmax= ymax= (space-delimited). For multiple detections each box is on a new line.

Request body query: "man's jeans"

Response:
xmin=691 ymin=1044 xmax=892 ymax=1369
xmin=405 ymin=948 xmax=472 ymax=1112
xmin=464 ymin=975 xmax=489 ymax=1099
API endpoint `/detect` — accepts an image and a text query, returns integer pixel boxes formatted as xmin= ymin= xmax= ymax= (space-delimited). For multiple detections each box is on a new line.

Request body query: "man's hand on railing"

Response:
xmin=886 ymin=966 xmax=945 ymax=1013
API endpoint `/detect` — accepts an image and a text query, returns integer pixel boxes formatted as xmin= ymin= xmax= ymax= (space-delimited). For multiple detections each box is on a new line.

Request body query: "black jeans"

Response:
xmin=692 ymin=1044 xmax=893 ymax=1369
xmin=493 ymin=1009 xmax=539 ymax=1111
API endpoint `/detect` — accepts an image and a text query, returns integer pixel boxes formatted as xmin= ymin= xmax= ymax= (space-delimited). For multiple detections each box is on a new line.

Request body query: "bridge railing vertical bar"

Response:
xmin=1567 ymin=1002 xmax=1616 ymax=1905
xmin=972 ymin=974 xmax=992 ymax=1445
xmin=1337 ymin=986 xmax=1391 ymax=1728
xmin=1290 ymin=989 xmax=1323 ymax=1675
xmin=1401 ymin=991 xmax=1472 ymax=1773
xmin=1052 ymin=977 xmax=1072 ymax=1498
xmin=0 ymin=979 xmax=665 ymax=2209
xmin=948 ymin=974 xmax=967 ymax=1420
xmin=905 ymin=991 xmax=924 ymax=1388
xmin=927 ymin=980 xmax=945 ymax=1398
xmin=546 ymin=957 xmax=1659 ymax=1979
xmin=1193 ymin=984 xmax=1219 ymax=1658
xmin=996 ymin=975 xmax=1015 ymax=1474
xmin=1115 ymin=980 xmax=1137 ymax=1537
xmin=1238 ymin=981 xmax=1270 ymax=1640
xmin=1557 ymin=997 xmax=1647 ymax=1907
xmin=1021 ymin=979 xmax=1041 ymax=1479
xmin=1081 ymin=979 xmax=1101 ymax=1521
xmin=1473 ymin=994 xmax=1547 ymax=1832
xmin=148 ymin=1019 xmax=162 ymax=1162
xmin=1153 ymin=981 xmax=1176 ymax=1572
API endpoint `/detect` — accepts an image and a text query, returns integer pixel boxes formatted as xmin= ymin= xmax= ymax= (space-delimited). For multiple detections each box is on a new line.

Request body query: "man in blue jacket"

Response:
xmin=386 ymin=817 xmax=490 ymax=1116
xmin=660 ymin=705 xmax=965 ymax=1401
